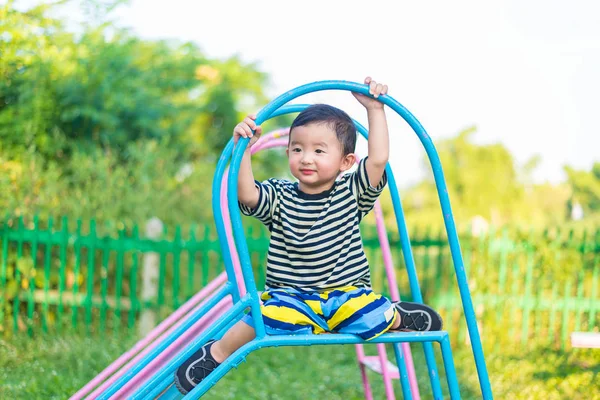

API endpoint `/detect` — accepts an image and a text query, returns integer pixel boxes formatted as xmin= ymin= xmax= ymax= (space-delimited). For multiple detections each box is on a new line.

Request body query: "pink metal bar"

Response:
xmin=353 ymin=154 xmax=420 ymax=398
xmin=83 ymin=281 xmax=229 ymax=399
xmin=354 ymin=343 xmax=374 ymax=400
xmin=221 ymin=169 xmax=246 ymax=298
xmin=374 ymin=201 xmax=420 ymax=399
xmin=361 ymin=356 xmax=399 ymax=377
xmin=114 ymin=297 xmax=233 ymax=398
xmin=254 ymin=128 xmax=289 ymax=147
xmin=220 ymin=130 xmax=289 ymax=298
xmin=377 ymin=342 xmax=396 ymax=400
xmin=70 ymin=273 xmax=228 ymax=400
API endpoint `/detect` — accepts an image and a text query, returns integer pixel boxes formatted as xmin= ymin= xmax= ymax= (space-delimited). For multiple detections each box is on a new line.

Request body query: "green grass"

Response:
xmin=0 ymin=332 xmax=137 ymax=399
xmin=1 ymin=332 xmax=599 ymax=399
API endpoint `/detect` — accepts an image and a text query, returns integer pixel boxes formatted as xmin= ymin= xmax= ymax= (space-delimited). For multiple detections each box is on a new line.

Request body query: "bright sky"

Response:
xmin=38 ymin=0 xmax=600 ymax=186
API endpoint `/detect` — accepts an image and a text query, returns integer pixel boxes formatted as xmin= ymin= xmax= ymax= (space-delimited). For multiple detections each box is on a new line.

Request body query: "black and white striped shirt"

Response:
xmin=240 ymin=157 xmax=387 ymax=291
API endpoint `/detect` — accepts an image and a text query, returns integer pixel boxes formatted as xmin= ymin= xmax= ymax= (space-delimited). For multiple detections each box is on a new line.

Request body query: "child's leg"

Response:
xmin=324 ymin=287 xmax=398 ymax=340
xmin=211 ymin=320 xmax=256 ymax=362
xmin=174 ymin=320 xmax=255 ymax=394
xmin=326 ymin=287 xmax=443 ymax=340
xmin=254 ymin=288 xmax=329 ymax=336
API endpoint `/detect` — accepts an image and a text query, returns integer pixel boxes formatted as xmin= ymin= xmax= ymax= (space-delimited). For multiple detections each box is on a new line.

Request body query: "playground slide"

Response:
xmin=73 ymin=132 xmax=251 ymax=400
xmin=70 ymin=273 xmax=231 ymax=399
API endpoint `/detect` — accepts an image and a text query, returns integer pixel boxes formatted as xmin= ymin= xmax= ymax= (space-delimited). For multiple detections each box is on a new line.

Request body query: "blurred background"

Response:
xmin=0 ymin=1 xmax=598 ymax=399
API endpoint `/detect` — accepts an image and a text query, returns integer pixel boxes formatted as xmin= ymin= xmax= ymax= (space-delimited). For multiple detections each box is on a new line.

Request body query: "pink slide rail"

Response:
xmin=71 ymin=131 xmax=279 ymax=399
xmin=355 ymin=200 xmax=420 ymax=400
xmin=70 ymin=274 xmax=228 ymax=399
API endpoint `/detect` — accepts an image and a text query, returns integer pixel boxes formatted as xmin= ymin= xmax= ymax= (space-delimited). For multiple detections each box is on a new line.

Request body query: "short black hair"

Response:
xmin=289 ymin=104 xmax=356 ymax=156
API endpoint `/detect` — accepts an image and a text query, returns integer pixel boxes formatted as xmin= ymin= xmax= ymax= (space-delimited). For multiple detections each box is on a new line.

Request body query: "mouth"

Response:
xmin=300 ymin=169 xmax=315 ymax=175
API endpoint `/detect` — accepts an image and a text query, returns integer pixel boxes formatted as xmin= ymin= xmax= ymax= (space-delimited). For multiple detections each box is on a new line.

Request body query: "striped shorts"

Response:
xmin=241 ymin=286 xmax=398 ymax=341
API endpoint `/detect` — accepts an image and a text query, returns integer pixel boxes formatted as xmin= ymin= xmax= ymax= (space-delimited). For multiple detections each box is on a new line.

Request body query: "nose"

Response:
xmin=300 ymin=154 xmax=313 ymax=165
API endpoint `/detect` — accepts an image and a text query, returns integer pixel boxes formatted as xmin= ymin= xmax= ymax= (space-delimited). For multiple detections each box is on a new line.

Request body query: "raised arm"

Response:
xmin=352 ymin=77 xmax=389 ymax=187
xmin=233 ymin=115 xmax=262 ymax=208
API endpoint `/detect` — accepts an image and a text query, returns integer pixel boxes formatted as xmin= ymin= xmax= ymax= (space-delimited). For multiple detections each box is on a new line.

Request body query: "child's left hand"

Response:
xmin=352 ymin=76 xmax=388 ymax=110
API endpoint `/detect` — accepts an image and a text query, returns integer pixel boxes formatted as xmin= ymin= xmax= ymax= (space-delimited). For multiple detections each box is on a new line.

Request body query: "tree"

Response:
xmin=379 ymin=127 xmax=571 ymax=231
xmin=408 ymin=127 xmax=524 ymax=225
xmin=0 ymin=1 xmax=279 ymax=162
xmin=0 ymin=1 xmax=71 ymax=157
xmin=564 ymin=162 xmax=600 ymax=215
xmin=0 ymin=0 xmax=290 ymax=225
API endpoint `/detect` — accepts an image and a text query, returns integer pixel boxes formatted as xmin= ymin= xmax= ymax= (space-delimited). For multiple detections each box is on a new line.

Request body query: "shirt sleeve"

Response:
xmin=239 ymin=179 xmax=278 ymax=229
xmin=347 ymin=157 xmax=388 ymax=220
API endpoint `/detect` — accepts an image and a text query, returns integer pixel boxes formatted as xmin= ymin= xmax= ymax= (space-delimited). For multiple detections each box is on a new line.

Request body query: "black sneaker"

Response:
xmin=174 ymin=340 xmax=221 ymax=395
xmin=394 ymin=301 xmax=443 ymax=331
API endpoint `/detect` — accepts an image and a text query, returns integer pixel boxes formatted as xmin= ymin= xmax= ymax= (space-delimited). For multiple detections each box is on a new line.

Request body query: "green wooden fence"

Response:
xmin=0 ymin=215 xmax=598 ymax=349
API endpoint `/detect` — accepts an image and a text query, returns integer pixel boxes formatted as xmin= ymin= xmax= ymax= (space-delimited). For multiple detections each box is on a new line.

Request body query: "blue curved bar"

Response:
xmin=228 ymin=81 xmax=492 ymax=399
xmin=127 ymin=80 xmax=490 ymax=400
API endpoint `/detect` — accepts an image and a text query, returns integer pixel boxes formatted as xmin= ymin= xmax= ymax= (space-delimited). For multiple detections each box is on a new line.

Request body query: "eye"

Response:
xmin=292 ymin=147 xmax=301 ymax=152
xmin=315 ymin=149 xmax=325 ymax=154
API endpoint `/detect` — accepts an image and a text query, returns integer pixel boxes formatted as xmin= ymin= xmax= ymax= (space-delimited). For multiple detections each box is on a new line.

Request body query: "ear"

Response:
xmin=339 ymin=153 xmax=356 ymax=172
xmin=286 ymin=148 xmax=289 ymax=158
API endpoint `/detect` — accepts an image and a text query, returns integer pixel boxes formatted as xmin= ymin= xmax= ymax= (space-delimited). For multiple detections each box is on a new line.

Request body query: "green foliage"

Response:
xmin=389 ymin=127 xmax=573 ymax=231
xmin=0 ymin=0 xmax=291 ymax=227
xmin=437 ymin=126 xmax=523 ymax=219
xmin=0 ymin=2 xmax=270 ymax=161
xmin=57 ymin=33 xmax=202 ymax=155
xmin=565 ymin=162 xmax=600 ymax=214
xmin=0 ymin=142 xmax=216 ymax=226
xmin=0 ymin=1 xmax=68 ymax=157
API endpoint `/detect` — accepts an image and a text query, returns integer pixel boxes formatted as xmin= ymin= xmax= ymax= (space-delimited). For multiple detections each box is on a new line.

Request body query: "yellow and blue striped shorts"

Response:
xmin=241 ymin=286 xmax=398 ymax=341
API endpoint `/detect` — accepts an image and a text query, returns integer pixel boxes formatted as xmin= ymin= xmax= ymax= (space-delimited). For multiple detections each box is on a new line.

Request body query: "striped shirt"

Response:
xmin=240 ymin=157 xmax=387 ymax=291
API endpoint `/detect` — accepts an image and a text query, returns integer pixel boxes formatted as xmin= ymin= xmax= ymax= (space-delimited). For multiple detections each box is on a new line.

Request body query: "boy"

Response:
xmin=174 ymin=77 xmax=443 ymax=395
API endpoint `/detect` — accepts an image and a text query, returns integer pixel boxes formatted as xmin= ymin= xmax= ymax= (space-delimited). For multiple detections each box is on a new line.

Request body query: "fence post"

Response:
xmin=139 ymin=217 xmax=163 ymax=337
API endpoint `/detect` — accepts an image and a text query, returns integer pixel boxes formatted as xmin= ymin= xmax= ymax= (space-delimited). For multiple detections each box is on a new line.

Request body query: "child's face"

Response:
xmin=286 ymin=123 xmax=354 ymax=194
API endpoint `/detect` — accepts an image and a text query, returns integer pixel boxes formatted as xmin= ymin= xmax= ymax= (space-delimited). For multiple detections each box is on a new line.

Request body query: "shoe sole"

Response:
xmin=173 ymin=374 xmax=189 ymax=395
xmin=396 ymin=303 xmax=444 ymax=331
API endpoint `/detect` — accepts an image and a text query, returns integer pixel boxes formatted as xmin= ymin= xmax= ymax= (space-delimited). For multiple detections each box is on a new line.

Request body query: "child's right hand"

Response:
xmin=233 ymin=114 xmax=262 ymax=148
